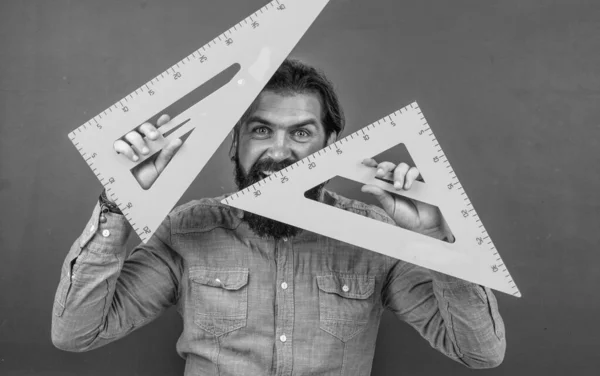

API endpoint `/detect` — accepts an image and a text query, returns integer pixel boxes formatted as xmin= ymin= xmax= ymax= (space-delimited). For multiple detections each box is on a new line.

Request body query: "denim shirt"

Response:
xmin=52 ymin=190 xmax=506 ymax=375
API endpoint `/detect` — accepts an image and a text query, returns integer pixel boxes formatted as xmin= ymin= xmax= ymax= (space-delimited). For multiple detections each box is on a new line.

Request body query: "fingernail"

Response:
xmin=150 ymin=131 xmax=158 ymax=138
xmin=377 ymin=168 xmax=383 ymax=175
xmin=394 ymin=182 xmax=402 ymax=189
xmin=133 ymin=155 xmax=139 ymax=162
xmin=142 ymin=147 xmax=149 ymax=154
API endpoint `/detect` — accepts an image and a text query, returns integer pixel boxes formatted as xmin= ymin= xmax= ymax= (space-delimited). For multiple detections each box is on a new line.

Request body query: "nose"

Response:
xmin=265 ymin=132 xmax=292 ymax=162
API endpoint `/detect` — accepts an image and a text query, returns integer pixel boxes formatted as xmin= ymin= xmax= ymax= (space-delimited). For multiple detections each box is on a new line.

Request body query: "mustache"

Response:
xmin=247 ymin=158 xmax=297 ymax=180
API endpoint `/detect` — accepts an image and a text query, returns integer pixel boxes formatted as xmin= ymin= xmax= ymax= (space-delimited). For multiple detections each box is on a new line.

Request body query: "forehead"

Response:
xmin=247 ymin=91 xmax=323 ymax=126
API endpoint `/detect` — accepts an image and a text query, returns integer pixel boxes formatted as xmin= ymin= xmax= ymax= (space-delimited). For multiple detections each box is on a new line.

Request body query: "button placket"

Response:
xmin=274 ymin=237 xmax=294 ymax=375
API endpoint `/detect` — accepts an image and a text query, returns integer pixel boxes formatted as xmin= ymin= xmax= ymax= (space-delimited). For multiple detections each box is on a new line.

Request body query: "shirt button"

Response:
xmin=102 ymin=229 xmax=110 ymax=237
xmin=280 ymin=334 xmax=287 ymax=343
xmin=281 ymin=282 xmax=288 ymax=290
xmin=342 ymin=285 xmax=350 ymax=292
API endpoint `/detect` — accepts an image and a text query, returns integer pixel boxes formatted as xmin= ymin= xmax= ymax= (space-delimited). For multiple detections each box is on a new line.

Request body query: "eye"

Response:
xmin=294 ymin=129 xmax=310 ymax=138
xmin=254 ymin=126 xmax=269 ymax=134
xmin=251 ymin=126 xmax=271 ymax=138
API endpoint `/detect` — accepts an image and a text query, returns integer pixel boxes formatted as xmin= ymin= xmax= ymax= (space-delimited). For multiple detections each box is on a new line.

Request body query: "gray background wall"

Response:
xmin=1 ymin=0 xmax=599 ymax=375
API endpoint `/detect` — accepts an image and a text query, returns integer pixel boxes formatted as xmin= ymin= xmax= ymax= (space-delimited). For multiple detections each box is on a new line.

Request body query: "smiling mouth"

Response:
xmin=258 ymin=170 xmax=275 ymax=179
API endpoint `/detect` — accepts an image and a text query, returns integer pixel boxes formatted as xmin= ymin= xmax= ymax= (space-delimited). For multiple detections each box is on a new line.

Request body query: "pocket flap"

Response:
xmin=317 ymin=274 xmax=375 ymax=300
xmin=190 ymin=267 xmax=249 ymax=290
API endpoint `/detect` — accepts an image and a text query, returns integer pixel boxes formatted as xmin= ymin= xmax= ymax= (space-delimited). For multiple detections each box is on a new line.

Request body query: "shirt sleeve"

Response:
xmin=382 ymin=260 xmax=506 ymax=369
xmin=51 ymin=200 xmax=183 ymax=352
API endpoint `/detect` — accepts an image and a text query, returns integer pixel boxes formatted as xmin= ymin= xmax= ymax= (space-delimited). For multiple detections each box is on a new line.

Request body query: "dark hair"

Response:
xmin=230 ymin=58 xmax=344 ymax=157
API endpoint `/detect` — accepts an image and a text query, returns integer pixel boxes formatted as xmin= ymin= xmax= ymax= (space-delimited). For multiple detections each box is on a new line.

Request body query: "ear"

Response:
xmin=229 ymin=131 xmax=238 ymax=161
xmin=325 ymin=132 xmax=337 ymax=147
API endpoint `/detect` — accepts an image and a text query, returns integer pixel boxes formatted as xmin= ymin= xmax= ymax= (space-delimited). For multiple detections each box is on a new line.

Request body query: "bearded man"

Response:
xmin=52 ymin=59 xmax=506 ymax=375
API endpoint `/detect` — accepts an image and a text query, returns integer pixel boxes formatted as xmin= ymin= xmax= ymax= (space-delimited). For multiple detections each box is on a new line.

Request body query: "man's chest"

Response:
xmin=170 ymin=227 xmax=392 ymax=374
xmin=174 ymin=228 xmax=390 ymax=335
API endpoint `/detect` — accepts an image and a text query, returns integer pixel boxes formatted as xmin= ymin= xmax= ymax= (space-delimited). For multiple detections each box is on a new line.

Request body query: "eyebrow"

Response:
xmin=245 ymin=115 xmax=318 ymax=129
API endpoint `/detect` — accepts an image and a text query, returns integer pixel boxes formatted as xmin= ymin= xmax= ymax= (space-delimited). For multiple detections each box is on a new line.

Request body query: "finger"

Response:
xmin=362 ymin=158 xmax=378 ymax=167
xmin=138 ymin=122 xmax=160 ymax=141
xmin=361 ymin=184 xmax=395 ymax=213
xmin=155 ymin=137 xmax=183 ymax=174
xmin=393 ymin=163 xmax=410 ymax=190
xmin=124 ymin=131 xmax=150 ymax=155
xmin=113 ymin=139 xmax=139 ymax=162
xmin=404 ymin=167 xmax=421 ymax=190
xmin=376 ymin=161 xmax=396 ymax=179
xmin=156 ymin=114 xmax=171 ymax=127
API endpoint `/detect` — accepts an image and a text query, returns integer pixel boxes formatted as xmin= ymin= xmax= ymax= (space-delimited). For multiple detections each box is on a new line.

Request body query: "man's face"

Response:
xmin=233 ymin=91 xmax=336 ymax=239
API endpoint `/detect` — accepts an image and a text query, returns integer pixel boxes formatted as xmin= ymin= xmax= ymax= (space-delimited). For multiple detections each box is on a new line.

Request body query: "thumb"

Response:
xmin=361 ymin=184 xmax=395 ymax=214
xmin=155 ymin=138 xmax=183 ymax=174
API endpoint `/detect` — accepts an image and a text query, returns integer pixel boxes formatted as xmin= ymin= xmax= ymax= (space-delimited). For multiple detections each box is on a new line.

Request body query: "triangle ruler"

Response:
xmin=222 ymin=102 xmax=521 ymax=297
xmin=68 ymin=0 xmax=331 ymax=242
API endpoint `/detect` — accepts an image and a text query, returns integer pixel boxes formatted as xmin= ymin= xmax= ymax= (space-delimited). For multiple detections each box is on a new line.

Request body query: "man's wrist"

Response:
xmin=99 ymin=189 xmax=122 ymax=215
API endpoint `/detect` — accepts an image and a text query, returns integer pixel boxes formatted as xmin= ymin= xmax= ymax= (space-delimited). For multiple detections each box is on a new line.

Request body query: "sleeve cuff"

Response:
xmin=78 ymin=199 xmax=132 ymax=252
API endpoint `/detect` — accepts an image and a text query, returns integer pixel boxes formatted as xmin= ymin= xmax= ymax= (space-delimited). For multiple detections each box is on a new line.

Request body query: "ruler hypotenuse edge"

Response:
xmin=68 ymin=0 xmax=330 ymax=242
xmin=222 ymin=103 xmax=521 ymax=297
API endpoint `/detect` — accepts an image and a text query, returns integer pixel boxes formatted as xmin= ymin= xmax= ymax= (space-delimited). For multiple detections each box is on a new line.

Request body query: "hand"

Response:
xmin=360 ymin=158 xmax=452 ymax=240
xmin=113 ymin=114 xmax=183 ymax=190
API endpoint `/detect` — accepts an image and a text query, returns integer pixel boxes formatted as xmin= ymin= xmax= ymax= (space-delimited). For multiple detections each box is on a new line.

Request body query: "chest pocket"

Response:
xmin=317 ymin=274 xmax=376 ymax=342
xmin=189 ymin=267 xmax=249 ymax=337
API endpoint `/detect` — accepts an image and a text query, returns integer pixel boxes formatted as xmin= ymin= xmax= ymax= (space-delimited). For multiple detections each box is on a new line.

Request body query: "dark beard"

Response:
xmin=233 ymin=156 xmax=324 ymax=240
